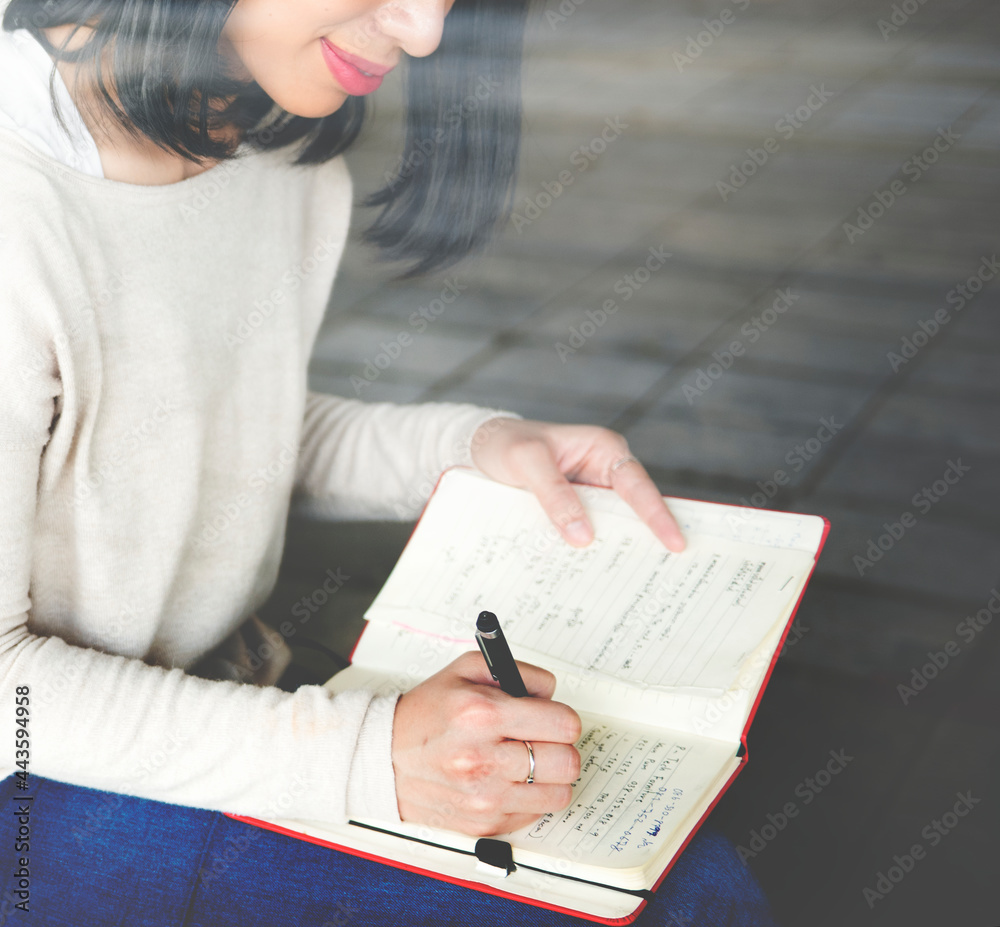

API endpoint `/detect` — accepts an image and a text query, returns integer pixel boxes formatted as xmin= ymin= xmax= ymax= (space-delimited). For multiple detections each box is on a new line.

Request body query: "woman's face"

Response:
xmin=221 ymin=0 xmax=456 ymax=118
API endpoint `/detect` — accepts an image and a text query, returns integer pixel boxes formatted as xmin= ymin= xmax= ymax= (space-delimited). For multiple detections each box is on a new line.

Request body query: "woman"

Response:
xmin=0 ymin=1 xmax=778 ymax=923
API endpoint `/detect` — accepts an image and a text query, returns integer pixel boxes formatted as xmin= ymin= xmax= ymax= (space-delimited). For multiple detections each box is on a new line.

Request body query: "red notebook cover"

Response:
xmin=229 ymin=474 xmax=830 ymax=924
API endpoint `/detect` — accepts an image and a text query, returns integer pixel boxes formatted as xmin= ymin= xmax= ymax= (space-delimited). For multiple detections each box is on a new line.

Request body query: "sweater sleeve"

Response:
xmin=0 ymin=308 xmax=402 ymax=825
xmin=292 ymin=391 xmax=522 ymax=520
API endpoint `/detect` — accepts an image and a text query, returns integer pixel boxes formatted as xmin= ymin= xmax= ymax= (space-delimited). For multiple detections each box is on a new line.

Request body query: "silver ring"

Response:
xmin=523 ymin=740 xmax=535 ymax=784
xmin=609 ymin=455 xmax=639 ymax=477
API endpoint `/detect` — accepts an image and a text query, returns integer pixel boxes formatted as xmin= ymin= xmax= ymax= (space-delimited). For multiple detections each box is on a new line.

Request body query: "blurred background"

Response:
xmin=262 ymin=0 xmax=999 ymax=923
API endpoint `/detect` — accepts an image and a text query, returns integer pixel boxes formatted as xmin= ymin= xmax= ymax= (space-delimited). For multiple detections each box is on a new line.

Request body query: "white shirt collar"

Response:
xmin=0 ymin=9 xmax=104 ymax=178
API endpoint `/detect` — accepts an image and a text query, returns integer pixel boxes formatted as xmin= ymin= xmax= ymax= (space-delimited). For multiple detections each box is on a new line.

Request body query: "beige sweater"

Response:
xmin=0 ymin=126 xmax=510 ymax=825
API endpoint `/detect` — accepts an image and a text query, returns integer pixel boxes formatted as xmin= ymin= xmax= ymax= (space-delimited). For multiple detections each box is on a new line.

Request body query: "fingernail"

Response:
xmin=565 ymin=520 xmax=591 ymax=545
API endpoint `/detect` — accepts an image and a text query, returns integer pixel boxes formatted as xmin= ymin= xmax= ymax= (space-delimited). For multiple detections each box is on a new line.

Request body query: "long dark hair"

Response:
xmin=2 ymin=0 xmax=528 ymax=277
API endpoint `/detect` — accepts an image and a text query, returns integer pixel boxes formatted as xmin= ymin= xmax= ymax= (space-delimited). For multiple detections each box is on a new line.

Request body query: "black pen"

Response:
xmin=475 ymin=610 xmax=528 ymax=698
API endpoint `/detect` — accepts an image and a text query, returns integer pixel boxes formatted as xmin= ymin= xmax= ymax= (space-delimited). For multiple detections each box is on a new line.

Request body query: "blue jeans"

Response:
xmin=0 ymin=775 xmax=779 ymax=926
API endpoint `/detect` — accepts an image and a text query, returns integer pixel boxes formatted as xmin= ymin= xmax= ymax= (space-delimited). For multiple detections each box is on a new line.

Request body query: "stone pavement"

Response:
xmin=262 ymin=0 xmax=1000 ymax=923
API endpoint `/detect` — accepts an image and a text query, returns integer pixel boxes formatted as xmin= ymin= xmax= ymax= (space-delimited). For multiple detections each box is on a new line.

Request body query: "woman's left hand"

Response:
xmin=470 ymin=417 xmax=686 ymax=552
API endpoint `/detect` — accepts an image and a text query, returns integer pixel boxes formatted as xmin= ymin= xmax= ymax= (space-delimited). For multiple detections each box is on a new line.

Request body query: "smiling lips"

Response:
xmin=320 ymin=39 xmax=394 ymax=96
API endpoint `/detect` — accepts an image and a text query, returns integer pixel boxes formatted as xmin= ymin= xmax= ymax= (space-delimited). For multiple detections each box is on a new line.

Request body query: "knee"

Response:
xmin=677 ymin=829 xmax=757 ymax=882
xmin=649 ymin=828 xmax=779 ymax=927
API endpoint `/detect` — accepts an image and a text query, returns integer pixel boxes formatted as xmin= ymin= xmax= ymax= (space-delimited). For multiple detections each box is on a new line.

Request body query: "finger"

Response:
xmin=401 ymin=781 xmax=572 ymax=833
xmin=452 ymin=652 xmax=557 ymax=699
xmin=503 ymin=781 xmax=575 ymax=817
xmin=395 ymin=782 xmax=541 ymax=837
xmin=609 ymin=458 xmax=686 ymax=552
xmin=494 ymin=812 xmax=547 ymax=836
xmin=463 ymin=788 xmax=573 ymax=836
xmin=499 ymin=697 xmax=583 ymax=746
xmin=496 ymin=739 xmax=581 ymax=785
xmin=516 ymin=660 xmax=557 ymax=699
xmin=511 ymin=439 xmax=593 ymax=547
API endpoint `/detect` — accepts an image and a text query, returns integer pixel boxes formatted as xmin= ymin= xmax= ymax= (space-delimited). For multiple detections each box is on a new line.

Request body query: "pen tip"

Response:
xmin=476 ymin=611 xmax=499 ymax=632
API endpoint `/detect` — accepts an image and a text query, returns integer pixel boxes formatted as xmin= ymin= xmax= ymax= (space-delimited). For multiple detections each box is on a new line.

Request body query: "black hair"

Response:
xmin=2 ymin=0 xmax=529 ymax=277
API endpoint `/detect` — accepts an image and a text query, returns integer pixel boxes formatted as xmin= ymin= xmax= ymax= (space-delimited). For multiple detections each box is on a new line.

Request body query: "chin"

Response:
xmin=287 ymin=93 xmax=350 ymax=119
xmin=256 ymin=76 xmax=350 ymax=120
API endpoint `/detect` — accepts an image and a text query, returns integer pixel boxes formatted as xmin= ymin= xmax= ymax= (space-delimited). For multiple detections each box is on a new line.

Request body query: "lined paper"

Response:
xmin=367 ymin=471 xmax=816 ymax=692
xmin=504 ymin=716 xmax=734 ymax=869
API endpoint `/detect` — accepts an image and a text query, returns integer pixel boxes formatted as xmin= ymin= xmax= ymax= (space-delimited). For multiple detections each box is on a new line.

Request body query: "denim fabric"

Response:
xmin=0 ymin=776 xmax=779 ymax=927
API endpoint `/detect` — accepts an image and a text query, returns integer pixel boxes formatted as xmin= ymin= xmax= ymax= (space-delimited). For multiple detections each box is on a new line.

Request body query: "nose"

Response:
xmin=372 ymin=0 xmax=450 ymax=59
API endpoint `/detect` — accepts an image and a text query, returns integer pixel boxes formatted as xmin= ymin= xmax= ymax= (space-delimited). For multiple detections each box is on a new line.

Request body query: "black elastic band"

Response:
xmin=347 ymin=820 xmax=655 ymax=900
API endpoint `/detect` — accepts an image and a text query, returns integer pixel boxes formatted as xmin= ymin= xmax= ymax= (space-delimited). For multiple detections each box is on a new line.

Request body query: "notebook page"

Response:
xmin=365 ymin=470 xmax=817 ymax=693
xmin=505 ymin=717 xmax=733 ymax=871
xmin=327 ymin=621 xmax=473 ymax=698
xmin=573 ymin=481 xmax=826 ymax=553
xmin=330 ymin=620 xmax=765 ymax=744
xmin=323 ymin=704 xmax=736 ymax=888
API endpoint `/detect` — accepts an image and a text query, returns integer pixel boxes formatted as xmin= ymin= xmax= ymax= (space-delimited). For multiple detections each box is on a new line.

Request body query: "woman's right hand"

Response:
xmin=391 ymin=652 xmax=582 ymax=836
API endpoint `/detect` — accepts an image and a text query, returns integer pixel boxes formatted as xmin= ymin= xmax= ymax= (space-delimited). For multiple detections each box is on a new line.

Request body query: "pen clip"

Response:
xmin=475 ymin=631 xmax=500 ymax=683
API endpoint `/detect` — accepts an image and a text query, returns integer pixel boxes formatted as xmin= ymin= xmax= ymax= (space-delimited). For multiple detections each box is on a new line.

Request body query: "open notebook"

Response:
xmin=231 ymin=467 xmax=828 ymax=923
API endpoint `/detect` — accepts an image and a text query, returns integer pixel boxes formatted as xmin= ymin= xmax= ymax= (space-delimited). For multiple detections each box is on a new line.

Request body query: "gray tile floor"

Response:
xmin=262 ymin=0 xmax=999 ymax=923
